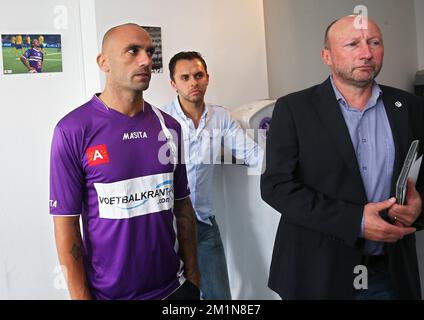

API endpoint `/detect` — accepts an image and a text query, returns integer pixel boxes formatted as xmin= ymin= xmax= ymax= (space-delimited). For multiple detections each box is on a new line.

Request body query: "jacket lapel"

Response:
xmin=381 ymin=87 xmax=411 ymax=195
xmin=313 ymin=78 xmax=367 ymax=201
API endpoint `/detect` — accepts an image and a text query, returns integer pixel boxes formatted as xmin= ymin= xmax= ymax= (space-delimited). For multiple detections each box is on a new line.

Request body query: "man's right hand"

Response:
xmin=363 ymin=197 xmax=416 ymax=242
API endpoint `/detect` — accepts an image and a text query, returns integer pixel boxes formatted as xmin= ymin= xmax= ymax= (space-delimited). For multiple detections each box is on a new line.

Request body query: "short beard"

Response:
xmin=181 ymin=93 xmax=205 ymax=104
xmin=188 ymin=96 xmax=204 ymax=104
xmin=133 ymin=82 xmax=150 ymax=92
xmin=130 ymin=76 xmax=151 ymax=92
xmin=335 ymin=66 xmax=381 ymax=88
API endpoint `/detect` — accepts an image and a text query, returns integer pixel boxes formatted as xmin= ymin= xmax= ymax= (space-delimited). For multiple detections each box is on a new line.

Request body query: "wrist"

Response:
xmin=185 ymin=270 xmax=201 ymax=287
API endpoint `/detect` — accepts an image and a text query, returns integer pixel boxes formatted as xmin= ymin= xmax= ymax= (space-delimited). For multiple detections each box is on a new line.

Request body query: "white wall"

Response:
xmin=263 ymin=0 xmax=419 ymax=98
xmin=0 ymin=0 xmax=92 ymax=299
xmin=80 ymin=0 xmax=102 ymax=98
xmin=216 ymin=166 xmax=280 ymax=299
xmin=94 ymin=0 xmax=269 ymax=109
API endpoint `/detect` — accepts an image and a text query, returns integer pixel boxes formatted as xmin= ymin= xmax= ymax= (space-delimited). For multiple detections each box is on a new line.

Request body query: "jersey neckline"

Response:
xmin=91 ymin=93 xmax=151 ymax=121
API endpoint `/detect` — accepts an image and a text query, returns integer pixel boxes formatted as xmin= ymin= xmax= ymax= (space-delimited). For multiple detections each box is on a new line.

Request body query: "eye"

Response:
xmin=128 ymin=47 xmax=138 ymax=55
xmin=181 ymin=75 xmax=189 ymax=81
xmin=369 ymin=40 xmax=381 ymax=46
xmin=345 ymin=42 xmax=357 ymax=48
xmin=194 ymin=73 xmax=204 ymax=80
xmin=146 ymin=47 xmax=155 ymax=57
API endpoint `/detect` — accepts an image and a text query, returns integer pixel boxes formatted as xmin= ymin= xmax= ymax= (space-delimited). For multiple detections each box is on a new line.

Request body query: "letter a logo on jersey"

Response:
xmin=87 ymin=144 xmax=109 ymax=166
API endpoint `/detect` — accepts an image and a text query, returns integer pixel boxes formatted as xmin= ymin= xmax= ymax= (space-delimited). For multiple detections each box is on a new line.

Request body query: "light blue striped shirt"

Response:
xmin=162 ymin=97 xmax=263 ymax=224
xmin=330 ymin=77 xmax=395 ymax=255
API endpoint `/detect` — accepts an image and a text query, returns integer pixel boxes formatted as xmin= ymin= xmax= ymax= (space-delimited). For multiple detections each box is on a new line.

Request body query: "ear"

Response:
xmin=96 ymin=53 xmax=110 ymax=72
xmin=321 ymin=48 xmax=332 ymax=67
xmin=170 ymin=79 xmax=178 ymax=92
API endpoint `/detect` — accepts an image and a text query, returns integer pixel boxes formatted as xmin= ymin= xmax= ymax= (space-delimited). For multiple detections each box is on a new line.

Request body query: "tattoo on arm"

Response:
xmin=173 ymin=196 xmax=199 ymax=283
xmin=70 ymin=243 xmax=84 ymax=261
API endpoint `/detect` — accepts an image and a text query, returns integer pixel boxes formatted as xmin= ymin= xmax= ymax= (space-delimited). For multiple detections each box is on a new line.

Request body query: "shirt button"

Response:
xmin=363 ymin=166 xmax=367 ymax=171
xmin=362 ymin=139 xmax=367 ymax=143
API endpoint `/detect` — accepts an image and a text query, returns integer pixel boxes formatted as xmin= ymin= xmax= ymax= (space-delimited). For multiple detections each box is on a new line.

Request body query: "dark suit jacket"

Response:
xmin=261 ymin=77 xmax=424 ymax=299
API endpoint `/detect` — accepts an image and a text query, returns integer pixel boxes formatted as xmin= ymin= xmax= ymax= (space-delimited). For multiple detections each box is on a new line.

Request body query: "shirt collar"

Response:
xmin=330 ymin=76 xmax=382 ymax=111
xmin=173 ymin=96 xmax=209 ymax=121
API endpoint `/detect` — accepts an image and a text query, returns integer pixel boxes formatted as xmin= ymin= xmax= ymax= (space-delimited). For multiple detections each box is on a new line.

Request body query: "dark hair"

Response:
xmin=169 ymin=51 xmax=207 ymax=80
xmin=324 ymin=19 xmax=339 ymax=50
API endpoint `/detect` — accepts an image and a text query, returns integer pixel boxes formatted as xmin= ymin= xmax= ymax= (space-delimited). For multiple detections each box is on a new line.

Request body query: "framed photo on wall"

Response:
xmin=1 ymin=34 xmax=63 ymax=75
xmin=142 ymin=26 xmax=163 ymax=73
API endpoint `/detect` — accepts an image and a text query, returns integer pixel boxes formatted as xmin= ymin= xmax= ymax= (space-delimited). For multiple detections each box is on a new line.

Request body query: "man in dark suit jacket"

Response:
xmin=261 ymin=15 xmax=424 ymax=299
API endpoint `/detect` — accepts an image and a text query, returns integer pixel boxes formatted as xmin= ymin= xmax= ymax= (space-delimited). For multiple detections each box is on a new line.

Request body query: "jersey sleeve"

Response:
xmin=172 ymin=122 xmax=190 ymax=200
xmin=49 ymin=125 xmax=84 ymax=215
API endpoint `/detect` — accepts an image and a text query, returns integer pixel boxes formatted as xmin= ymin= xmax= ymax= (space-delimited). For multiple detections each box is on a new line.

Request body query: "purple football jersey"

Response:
xmin=49 ymin=95 xmax=190 ymax=300
xmin=23 ymin=48 xmax=43 ymax=72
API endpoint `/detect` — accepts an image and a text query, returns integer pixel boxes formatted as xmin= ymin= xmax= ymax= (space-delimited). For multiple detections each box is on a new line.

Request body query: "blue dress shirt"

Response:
xmin=162 ymin=97 xmax=263 ymax=224
xmin=330 ymin=77 xmax=395 ymax=255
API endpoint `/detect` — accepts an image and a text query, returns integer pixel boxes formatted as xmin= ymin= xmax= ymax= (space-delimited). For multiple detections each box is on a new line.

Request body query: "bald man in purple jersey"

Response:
xmin=50 ymin=23 xmax=200 ymax=300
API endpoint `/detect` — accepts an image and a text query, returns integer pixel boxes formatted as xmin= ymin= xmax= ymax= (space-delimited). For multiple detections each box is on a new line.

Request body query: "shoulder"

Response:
xmin=207 ymin=103 xmax=232 ymax=120
xmin=268 ymin=80 xmax=336 ymax=129
xmin=276 ymin=83 xmax=323 ymax=107
xmin=55 ymin=99 xmax=96 ymax=136
xmin=208 ymin=103 xmax=229 ymax=113
xmin=271 ymin=83 xmax=325 ymax=122
xmin=380 ymin=85 xmax=424 ymax=104
xmin=205 ymin=104 xmax=237 ymax=129
xmin=162 ymin=110 xmax=182 ymax=131
xmin=160 ymin=99 xmax=182 ymax=121
xmin=380 ymin=85 xmax=424 ymax=117
xmin=161 ymin=100 xmax=174 ymax=114
xmin=149 ymin=102 xmax=182 ymax=132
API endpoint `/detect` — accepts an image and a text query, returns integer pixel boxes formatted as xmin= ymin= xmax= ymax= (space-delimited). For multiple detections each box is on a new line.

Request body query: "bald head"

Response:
xmin=324 ymin=15 xmax=382 ymax=50
xmin=97 ymin=23 xmax=154 ymax=93
xmin=101 ymin=23 xmax=150 ymax=53
xmin=321 ymin=15 xmax=384 ymax=89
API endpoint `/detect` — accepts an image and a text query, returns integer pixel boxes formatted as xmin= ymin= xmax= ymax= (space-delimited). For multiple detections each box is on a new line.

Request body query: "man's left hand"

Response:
xmin=388 ymin=178 xmax=422 ymax=227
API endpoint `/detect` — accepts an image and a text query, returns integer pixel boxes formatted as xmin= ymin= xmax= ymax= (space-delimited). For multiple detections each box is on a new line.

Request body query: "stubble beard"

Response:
xmin=134 ymin=82 xmax=150 ymax=92
xmin=130 ymin=75 xmax=151 ymax=92
xmin=335 ymin=63 xmax=382 ymax=88
xmin=182 ymin=91 xmax=205 ymax=105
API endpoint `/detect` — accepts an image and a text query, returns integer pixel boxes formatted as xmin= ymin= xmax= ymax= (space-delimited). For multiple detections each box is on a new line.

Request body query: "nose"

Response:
xmin=189 ymin=76 xmax=199 ymax=88
xmin=137 ymin=49 xmax=152 ymax=68
xmin=359 ymin=42 xmax=373 ymax=60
